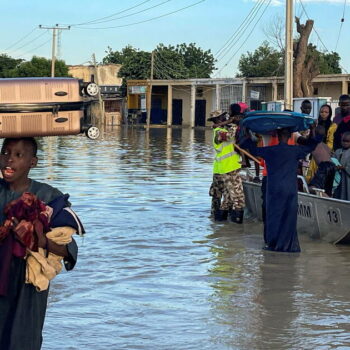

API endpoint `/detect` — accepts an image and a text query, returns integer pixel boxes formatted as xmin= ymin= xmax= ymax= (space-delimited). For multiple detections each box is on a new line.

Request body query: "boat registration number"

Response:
xmin=326 ymin=208 xmax=341 ymax=225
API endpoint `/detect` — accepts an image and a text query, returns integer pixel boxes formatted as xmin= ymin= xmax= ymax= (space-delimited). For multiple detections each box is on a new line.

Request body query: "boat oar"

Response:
xmin=232 ymin=141 xmax=262 ymax=166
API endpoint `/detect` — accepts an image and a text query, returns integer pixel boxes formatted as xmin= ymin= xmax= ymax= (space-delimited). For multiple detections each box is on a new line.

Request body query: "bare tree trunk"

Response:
xmin=301 ymin=57 xmax=319 ymax=96
xmin=293 ymin=17 xmax=314 ymax=97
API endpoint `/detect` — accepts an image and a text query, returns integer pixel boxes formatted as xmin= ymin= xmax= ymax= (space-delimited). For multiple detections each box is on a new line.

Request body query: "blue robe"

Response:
xmin=243 ymin=139 xmax=318 ymax=252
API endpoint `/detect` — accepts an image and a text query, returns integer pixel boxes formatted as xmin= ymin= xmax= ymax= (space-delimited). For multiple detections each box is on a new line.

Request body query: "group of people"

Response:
xmin=301 ymin=95 xmax=350 ymax=200
xmin=208 ymin=94 xmax=350 ymax=253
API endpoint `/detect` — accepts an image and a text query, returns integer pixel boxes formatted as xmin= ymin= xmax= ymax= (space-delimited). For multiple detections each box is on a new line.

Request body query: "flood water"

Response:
xmin=33 ymin=127 xmax=350 ymax=350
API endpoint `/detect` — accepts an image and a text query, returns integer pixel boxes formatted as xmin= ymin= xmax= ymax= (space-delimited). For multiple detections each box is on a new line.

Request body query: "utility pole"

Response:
xmin=284 ymin=0 xmax=293 ymax=110
xmin=92 ymin=53 xmax=105 ymax=125
xmin=39 ymin=24 xmax=70 ymax=77
xmin=146 ymin=51 xmax=155 ymax=127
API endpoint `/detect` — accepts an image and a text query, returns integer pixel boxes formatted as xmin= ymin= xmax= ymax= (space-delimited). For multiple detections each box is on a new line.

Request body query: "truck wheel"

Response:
xmin=85 ymin=126 xmax=100 ymax=139
xmin=84 ymin=83 xmax=99 ymax=97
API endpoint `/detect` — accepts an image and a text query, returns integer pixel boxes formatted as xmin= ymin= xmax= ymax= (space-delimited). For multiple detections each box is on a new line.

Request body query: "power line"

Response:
xmin=7 ymin=30 xmax=49 ymax=54
xmin=4 ymin=27 xmax=38 ymax=51
xmin=215 ymin=0 xmax=265 ymax=58
xmin=67 ymin=0 xmax=153 ymax=26
xmin=334 ymin=0 xmax=347 ymax=52
xmin=215 ymin=0 xmax=272 ymax=77
xmin=73 ymin=0 xmax=206 ymax=30
xmin=75 ymin=0 xmax=173 ymax=27
xmin=14 ymin=36 xmax=52 ymax=59
xmin=39 ymin=25 xmax=71 ymax=77
xmin=297 ymin=0 xmax=348 ymax=74
xmin=216 ymin=0 xmax=266 ymax=63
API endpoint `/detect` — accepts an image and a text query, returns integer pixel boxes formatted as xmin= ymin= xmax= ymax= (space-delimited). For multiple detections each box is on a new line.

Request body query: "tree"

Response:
xmin=237 ymin=41 xmax=284 ymax=77
xmin=0 ymin=54 xmax=23 ymax=77
xmin=265 ymin=16 xmax=341 ymax=96
xmin=238 ymin=17 xmax=342 ymax=97
xmin=293 ymin=17 xmax=315 ymax=97
xmin=177 ymin=43 xmax=216 ymax=78
xmin=4 ymin=56 xmax=69 ymax=77
xmin=319 ymin=51 xmax=342 ymax=74
xmin=103 ymin=45 xmax=151 ymax=82
xmin=102 ymin=43 xmax=216 ymax=84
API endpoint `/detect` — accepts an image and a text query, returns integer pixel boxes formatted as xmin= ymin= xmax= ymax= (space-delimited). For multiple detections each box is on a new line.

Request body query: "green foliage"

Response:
xmin=177 ymin=43 xmax=216 ymax=78
xmin=103 ymin=45 xmax=151 ymax=81
xmin=0 ymin=54 xmax=23 ymax=77
xmin=154 ymin=44 xmax=188 ymax=79
xmin=319 ymin=51 xmax=342 ymax=74
xmin=237 ymin=41 xmax=284 ymax=77
xmin=237 ymin=40 xmax=342 ymax=78
xmin=4 ymin=56 xmax=69 ymax=77
xmin=102 ymin=42 xmax=216 ymax=82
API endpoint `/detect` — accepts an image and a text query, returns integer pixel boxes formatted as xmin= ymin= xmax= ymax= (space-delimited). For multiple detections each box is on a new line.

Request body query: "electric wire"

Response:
xmin=14 ymin=36 xmax=52 ymax=59
xmin=298 ymin=0 xmax=348 ymax=73
xmin=154 ymin=51 xmax=186 ymax=74
xmin=334 ymin=0 xmax=347 ymax=52
xmin=67 ymin=0 xmax=153 ymax=26
xmin=153 ymin=62 xmax=174 ymax=79
xmin=216 ymin=0 xmax=266 ymax=63
xmin=215 ymin=0 xmax=272 ymax=77
xmin=6 ymin=30 xmax=48 ymax=54
xmin=215 ymin=0 xmax=265 ymax=59
xmin=4 ymin=27 xmax=38 ymax=51
xmin=74 ymin=0 xmax=173 ymax=27
xmin=73 ymin=0 xmax=206 ymax=30
xmin=154 ymin=58 xmax=185 ymax=79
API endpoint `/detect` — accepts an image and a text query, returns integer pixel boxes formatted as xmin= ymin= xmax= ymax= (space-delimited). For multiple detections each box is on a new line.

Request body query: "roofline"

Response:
xmin=127 ymin=73 xmax=350 ymax=86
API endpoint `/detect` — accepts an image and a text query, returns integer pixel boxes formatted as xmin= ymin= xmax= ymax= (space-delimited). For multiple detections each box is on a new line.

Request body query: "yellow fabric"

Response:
xmin=25 ymin=226 xmax=76 ymax=291
xmin=306 ymin=123 xmax=338 ymax=182
xmin=326 ymin=123 xmax=337 ymax=150
xmin=213 ymin=127 xmax=241 ymax=174
xmin=306 ymin=158 xmax=317 ymax=183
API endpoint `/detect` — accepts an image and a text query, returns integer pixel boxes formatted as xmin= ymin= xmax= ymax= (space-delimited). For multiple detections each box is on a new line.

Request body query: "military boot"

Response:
xmin=214 ymin=209 xmax=228 ymax=221
xmin=230 ymin=209 xmax=244 ymax=224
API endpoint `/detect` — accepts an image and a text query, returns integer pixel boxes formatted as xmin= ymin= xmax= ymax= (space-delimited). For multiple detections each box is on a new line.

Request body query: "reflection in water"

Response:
xmin=256 ymin=252 xmax=300 ymax=350
xmin=23 ymin=127 xmax=350 ymax=349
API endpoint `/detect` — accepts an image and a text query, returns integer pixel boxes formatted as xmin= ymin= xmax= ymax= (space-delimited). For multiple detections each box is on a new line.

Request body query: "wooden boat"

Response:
xmin=243 ymin=179 xmax=350 ymax=244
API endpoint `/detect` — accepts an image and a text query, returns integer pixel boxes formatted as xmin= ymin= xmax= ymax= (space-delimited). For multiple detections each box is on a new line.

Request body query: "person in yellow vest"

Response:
xmin=208 ymin=111 xmax=245 ymax=223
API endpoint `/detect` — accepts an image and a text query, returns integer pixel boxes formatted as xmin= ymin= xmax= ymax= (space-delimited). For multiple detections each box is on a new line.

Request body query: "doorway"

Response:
xmin=195 ymin=100 xmax=206 ymax=126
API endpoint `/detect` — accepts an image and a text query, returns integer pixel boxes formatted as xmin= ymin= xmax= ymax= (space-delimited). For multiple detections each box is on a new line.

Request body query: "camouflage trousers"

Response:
xmin=209 ymin=170 xmax=245 ymax=213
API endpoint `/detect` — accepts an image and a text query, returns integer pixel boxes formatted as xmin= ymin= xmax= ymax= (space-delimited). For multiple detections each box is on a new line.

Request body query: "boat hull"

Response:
xmin=243 ymin=181 xmax=350 ymax=244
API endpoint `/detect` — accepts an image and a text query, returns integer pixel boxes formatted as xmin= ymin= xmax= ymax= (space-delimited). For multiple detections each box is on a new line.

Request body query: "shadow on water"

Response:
xmin=24 ymin=126 xmax=350 ymax=350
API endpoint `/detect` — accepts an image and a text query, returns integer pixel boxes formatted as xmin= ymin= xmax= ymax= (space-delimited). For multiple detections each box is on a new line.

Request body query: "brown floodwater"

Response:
xmin=33 ymin=126 xmax=350 ymax=350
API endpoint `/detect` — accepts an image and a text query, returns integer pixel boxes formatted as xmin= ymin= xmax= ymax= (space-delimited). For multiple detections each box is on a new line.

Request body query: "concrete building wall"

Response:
xmin=313 ymin=82 xmax=342 ymax=100
xmin=172 ymin=86 xmax=191 ymax=126
xmin=203 ymin=87 xmax=215 ymax=126
xmin=170 ymin=86 xmax=216 ymax=126
xmin=68 ymin=64 xmax=122 ymax=85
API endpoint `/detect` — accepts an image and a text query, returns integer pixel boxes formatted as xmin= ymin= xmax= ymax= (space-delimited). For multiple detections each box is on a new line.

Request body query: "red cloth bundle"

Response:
xmin=0 ymin=192 xmax=50 ymax=252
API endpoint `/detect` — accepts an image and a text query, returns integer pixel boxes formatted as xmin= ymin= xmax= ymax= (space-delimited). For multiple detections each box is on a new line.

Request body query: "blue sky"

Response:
xmin=1 ymin=0 xmax=349 ymax=77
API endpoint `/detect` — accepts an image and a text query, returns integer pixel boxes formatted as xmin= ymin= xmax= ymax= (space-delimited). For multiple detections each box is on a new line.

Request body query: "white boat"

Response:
xmin=243 ymin=180 xmax=350 ymax=244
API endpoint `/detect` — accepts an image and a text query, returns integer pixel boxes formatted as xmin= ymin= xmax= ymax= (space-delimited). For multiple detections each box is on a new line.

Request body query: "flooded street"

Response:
xmin=34 ymin=127 xmax=350 ymax=350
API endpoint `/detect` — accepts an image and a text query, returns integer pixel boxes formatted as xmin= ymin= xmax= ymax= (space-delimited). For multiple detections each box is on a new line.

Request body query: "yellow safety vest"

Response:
xmin=213 ymin=127 xmax=241 ymax=174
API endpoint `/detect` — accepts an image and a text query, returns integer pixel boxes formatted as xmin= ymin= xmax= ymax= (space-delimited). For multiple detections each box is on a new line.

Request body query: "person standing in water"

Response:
xmin=208 ymin=111 xmax=245 ymax=223
xmin=242 ymin=126 xmax=319 ymax=252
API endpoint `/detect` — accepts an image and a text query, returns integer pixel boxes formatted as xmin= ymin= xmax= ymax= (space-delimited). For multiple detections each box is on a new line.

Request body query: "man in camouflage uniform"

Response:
xmin=208 ymin=110 xmax=245 ymax=223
